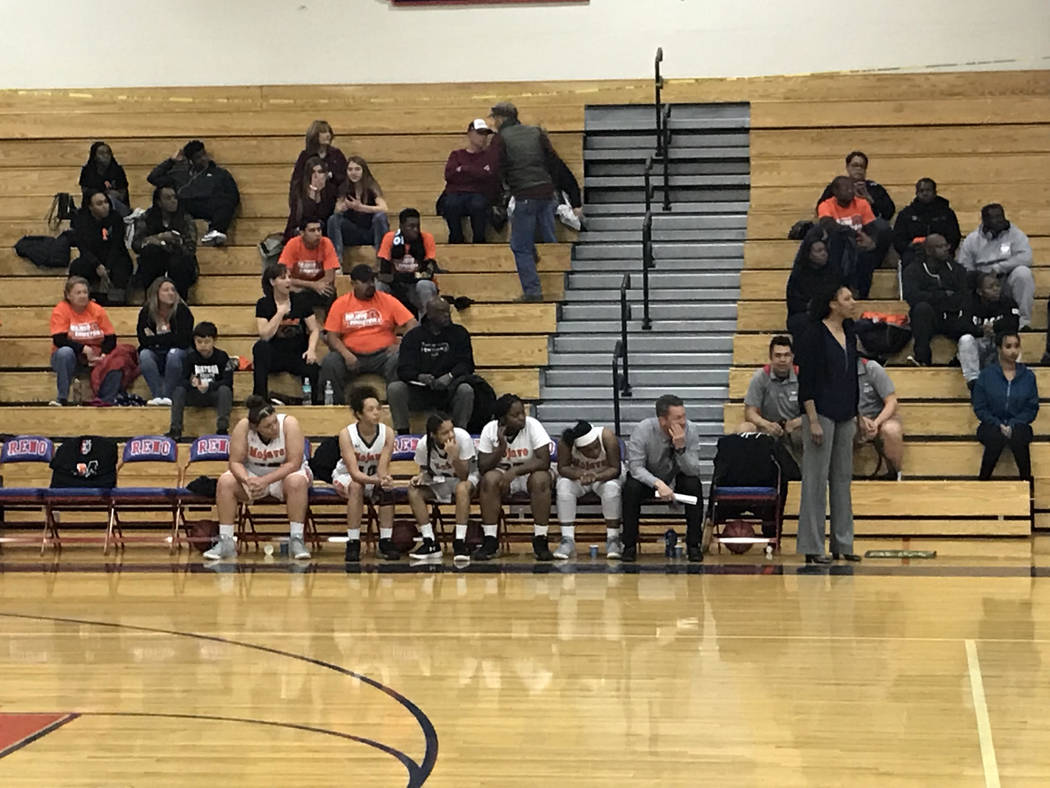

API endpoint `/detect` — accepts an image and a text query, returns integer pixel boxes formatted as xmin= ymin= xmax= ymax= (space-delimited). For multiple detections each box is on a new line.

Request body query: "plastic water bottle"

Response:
xmin=301 ymin=377 xmax=312 ymax=406
xmin=664 ymin=529 xmax=678 ymax=558
xmin=323 ymin=381 xmax=334 ymax=406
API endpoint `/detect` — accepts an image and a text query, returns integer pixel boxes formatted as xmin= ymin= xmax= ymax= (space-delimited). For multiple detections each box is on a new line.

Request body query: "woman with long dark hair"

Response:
xmin=283 ymin=155 xmax=338 ymax=242
xmin=795 ymin=282 xmax=862 ymax=564
xmin=327 ymin=155 xmax=390 ymax=255
xmin=136 ymin=277 xmax=194 ymax=406
xmin=252 ymin=262 xmax=321 ymax=404
xmin=785 ymin=226 xmax=841 ymax=341
xmin=132 ymin=184 xmax=199 ymax=299
xmin=79 ymin=141 xmax=130 ymax=216
xmin=289 ymin=120 xmax=348 ymax=199
xmin=972 ymin=331 xmax=1038 ymax=480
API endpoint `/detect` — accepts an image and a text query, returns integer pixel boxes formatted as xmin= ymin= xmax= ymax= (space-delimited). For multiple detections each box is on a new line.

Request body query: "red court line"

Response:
xmin=0 ymin=713 xmax=79 ymax=759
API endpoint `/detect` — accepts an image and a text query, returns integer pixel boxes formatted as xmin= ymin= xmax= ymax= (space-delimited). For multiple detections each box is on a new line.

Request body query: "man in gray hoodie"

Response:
xmin=958 ymin=204 xmax=1034 ymax=329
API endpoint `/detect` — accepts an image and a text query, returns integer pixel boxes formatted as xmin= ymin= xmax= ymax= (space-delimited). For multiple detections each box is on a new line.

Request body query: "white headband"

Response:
xmin=573 ymin=427 xmax=602 ymax=449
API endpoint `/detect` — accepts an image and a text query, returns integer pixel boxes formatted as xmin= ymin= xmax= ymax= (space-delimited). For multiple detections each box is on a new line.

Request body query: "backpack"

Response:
xmin=308 ymin=435 xmax=342 ymax=484
xmin=711 ymin=433 xmax=780 ymax=489
xmin=46 ymin=193 xmax=78 ymax=231
xmin=855 ymin=312 xmax=912 ymax=364
xmin=14 ymin=230 xmax=75 ymax=269
xmin=49 ymin=436 xmax=118 ymax=488
xmin=460 ymin=374 xmax=497 ymax=435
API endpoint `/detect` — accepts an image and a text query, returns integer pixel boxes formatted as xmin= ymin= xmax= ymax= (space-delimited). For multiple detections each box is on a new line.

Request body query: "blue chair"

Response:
xmin=0 ymin=436 xmax=52 ymax=551
xmin=176 ymin=435 xmax=231 ymax=553
xmin=107 ymin=435 xmax=180 ymax=554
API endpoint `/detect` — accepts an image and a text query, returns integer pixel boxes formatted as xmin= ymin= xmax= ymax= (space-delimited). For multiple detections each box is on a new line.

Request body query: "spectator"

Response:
xmin=327 ymin=156 xmax=390 ymax=257
xmin=132 ymin=185 xmax=199 ymax=300
xmin=439 ymin=119 xmax=500 ymax=244
xmin=972 ymin=331 xmax=1038 ymax=481
xmin=958 ymin=204 xmax=1034 ymax=330
xmin=903 ymin=234 xmax=971 ymax=367
xmin=278 ymin=218 xmax=340 ymax=313
xmin=892 ymin=178 xmax=962 ymax=269
xmin=289 ymin=120 xmax=347 ymax=201
xmin=78 ymin=141 xmax=129 ymax=217
xmin=377 ymin=208 xmax=439 ymax=315
xmin=148 ymin=140 xmax=239 ymax=247
xmin=253 ymin=262 xmax=321 ymax=405
xmin=389 ymin=297 xmax=476 ymax=434
xmin=817 ymin=175 xmax=889 ymax=299
xmin=167 ymin=321 xmax=234 ymax=441
xmin=319 ymin=264 xmax=418 ymax=405
xmin=137 ymin=277 xmax=194 ymax=407
xmin=555 ymin=421 xmax=623 ymax=560
xmin=855 ymin=358 xmax=903 ymax=481
xmin=817 ymin=150 xmax=896 ymax=221
xmin=476 ymin=394 xmax=554 ymax=561
xmin=958 ymin=272 xmax=1021 ymax=390
xmin=550 ymin=148 xmax=584 ymax=231
xmin=786 ymin=227 xmax=840 ymax=341
xmin=69 ymin=189 xmax=133 ymax=305
xmin=283 ymin=155 xmax=338 ymax=242
xmin=488 ymin=101 xmax=557 ymax=302
xmin=737 ymin=335 xmax=803 ymax=474
xmin=622 ymin=394 xmax=705 ymax=563
xmin=48 ymin=276 xmax=118 ymax=406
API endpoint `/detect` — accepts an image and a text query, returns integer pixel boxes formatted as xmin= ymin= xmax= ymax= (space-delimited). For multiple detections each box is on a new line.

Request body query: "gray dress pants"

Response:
xmin=797 ymin=414 xmax=856 ymax=556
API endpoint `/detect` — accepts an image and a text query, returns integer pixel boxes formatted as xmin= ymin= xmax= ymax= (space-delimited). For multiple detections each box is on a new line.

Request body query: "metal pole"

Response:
xmin=619 ymin=274 xmax=632 ymax=397
xmin=643 ymin=155 xmax=653 ymax=216
xmin=654 ymin=48 xmax=664 ymax=158
xmin=642 ymin=212 xmax=653 ymax=331
xmin=661 ymin=105 xmax=672 ymax=212
xmin=612 ymin=342 xmax=623 ymax=438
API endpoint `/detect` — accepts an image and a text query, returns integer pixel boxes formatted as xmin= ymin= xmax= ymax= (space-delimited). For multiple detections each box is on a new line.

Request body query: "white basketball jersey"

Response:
xmin=245 ymin=413 xmax=303 ymax=475
xmin=569 ymin=428 xmax=609 ymax=472
xmin=334 ymin=422 xmax=389 ymax=479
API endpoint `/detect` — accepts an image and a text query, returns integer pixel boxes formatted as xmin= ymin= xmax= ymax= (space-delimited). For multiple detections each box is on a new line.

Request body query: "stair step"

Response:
xmin=563 ymin=288 xmax=739 ymax=303
xmin=545 ymin=368 xmax=729 ymax=387
xmin=553 ymin=318 xmax=737 ymax=334
xmin=560 ymin=302 xmax=738 ymax=320
xmin=538 ymin=402 xmax=728 ymax=427
xmin=576 ymin=228 xmax=746 ymax=243
xmin=585 ymin=117 xmax=749 ymax=133
xmin=583 ymin=214 xmax=746 ymax=232
xmin=586 ymin=132 xmax=750 ymax=150
xmin=584 ymin=174 xmax=750 ymax=189
xmin=570 ymin=258 xmax=743 ymax=272
xmin=587 ymin=187 xmax=750 ymax=205
xmin=553 ymin=333 xmax=732 ymax=353
xmin=587 ymin=161 xmax=749 ymax=178
xmin=574 ymin=242 xmax=744 ymax=260
xmin=546 ymin=351 xmax=731 ymax=367
xmin=541 ymin=385 xmax=728 ymax=401
xmin=568 ymin=271 xmax=739 ymax=288
xmin=583 ymin=146 xmax=749 ymax=163
xmin=583 ymin=201 xmax=749 ymax=215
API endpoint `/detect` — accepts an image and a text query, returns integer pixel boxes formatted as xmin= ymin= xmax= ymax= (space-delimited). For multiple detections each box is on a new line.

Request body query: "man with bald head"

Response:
xmin=387 ymin=297 xmax=478 ymax=432
xmin=958 ymin=203 xmax=1034 ymax=330
xmin=902 ymin=233 xmax=972 ymax=366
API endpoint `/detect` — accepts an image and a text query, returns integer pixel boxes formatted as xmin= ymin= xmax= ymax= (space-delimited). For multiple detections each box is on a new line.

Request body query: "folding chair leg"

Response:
xmin=169 ymin=505 xmax=180 ymax=555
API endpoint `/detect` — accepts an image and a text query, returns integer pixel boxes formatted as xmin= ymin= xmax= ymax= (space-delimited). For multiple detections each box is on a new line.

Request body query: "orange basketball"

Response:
xmin=392 ymin=521 xmax=418 ymax=552
xmin=722 ymin=520 xmax=755 ymax=554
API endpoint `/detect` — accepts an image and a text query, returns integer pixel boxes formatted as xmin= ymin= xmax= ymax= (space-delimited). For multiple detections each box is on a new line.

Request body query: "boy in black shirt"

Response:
xmin=377 ymin=208 xmax=439 ymax=316
xmin=167 ymin=321 xmax=234 ymax=440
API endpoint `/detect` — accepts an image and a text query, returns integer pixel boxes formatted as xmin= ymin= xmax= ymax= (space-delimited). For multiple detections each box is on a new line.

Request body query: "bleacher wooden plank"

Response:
xmin=777 ymin=519 xmax=1030 ymax=537
xmin=747 ymin=209 xmax=1050 ymax=241
xmin=751 ymin=97 xmax=1050 ymax=129
xmin=733 ymin=332 xmax=964 ymax=366
xmin=781 ymin=480 xmax=1030 ymax=517
xmin=749 ymin=182 xmax=1050 ymax=214
xmin=744 ymin=236 xmax=1050 ymax=269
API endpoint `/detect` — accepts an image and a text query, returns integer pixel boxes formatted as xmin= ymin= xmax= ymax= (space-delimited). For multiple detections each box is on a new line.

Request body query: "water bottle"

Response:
xmin=664 ymin=528 xmax=678 ymax=558
xmin=301 ymin=377 xmax=312 ymax=406
xmin=323 ymin=381 xmax=334 ymax=406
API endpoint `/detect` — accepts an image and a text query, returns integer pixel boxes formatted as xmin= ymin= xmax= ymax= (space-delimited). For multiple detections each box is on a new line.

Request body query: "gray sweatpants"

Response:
xmin=796 ymin=414 xmax=856 ymax=556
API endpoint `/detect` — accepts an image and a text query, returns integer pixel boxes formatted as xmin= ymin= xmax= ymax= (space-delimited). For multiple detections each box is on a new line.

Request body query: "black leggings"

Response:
xmin=136 ymin=246 xmax=198 ymax=300
xmin=252 ymin=340 xmax=320 ymax=403
xmin=621 ymin=473 xmax=704 ymax=548
xmin=977 ymin=421 xmax=1033 ymax=480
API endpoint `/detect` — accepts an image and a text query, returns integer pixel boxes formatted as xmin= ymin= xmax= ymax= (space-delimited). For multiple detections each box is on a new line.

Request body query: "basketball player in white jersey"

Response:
xmin=205 ymin=396 xmax=313 ymax=561
xmin=555 ymin=421 xmax=624 ymax=559
xmin=333 ymin=386 xmax=397 ymax=562
xmin=406 ymin=412 xmax=480 ymax=563
xmin=476 ymin=393 xmax=553 ymax=561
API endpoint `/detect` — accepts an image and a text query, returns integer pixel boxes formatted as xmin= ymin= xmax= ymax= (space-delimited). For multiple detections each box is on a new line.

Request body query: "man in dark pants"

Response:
xmin=621 ymin=394 xmax=705 ymax=563
xmin=902 ymin=234 xmax=971 ymax=366
xmin=148 ymin=140 xmax=240 ymax=246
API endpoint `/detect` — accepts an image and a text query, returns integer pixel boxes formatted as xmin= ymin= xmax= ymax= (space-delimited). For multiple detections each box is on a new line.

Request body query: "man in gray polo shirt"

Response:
xmin=856 ymin=357 xmax=903 ymax=480
xmin=738 ymin=335 xmax=803 ymax=474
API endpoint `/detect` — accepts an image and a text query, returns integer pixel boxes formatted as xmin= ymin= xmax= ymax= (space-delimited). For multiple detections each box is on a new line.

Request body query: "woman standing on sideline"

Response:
xmin=796 ymin=282 xmax=862 ymax=564
xmin=972 ymin=331 xmax=1038 ymax=480
xmin=137 ymin=277 xmax=194 ymax=406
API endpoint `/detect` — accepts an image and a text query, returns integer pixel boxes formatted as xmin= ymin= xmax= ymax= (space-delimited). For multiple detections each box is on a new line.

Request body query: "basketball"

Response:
xmin=721 ymin=520 xmax=755 ymax=554
xmin=392 ymin=521 xmax=418 ymax=553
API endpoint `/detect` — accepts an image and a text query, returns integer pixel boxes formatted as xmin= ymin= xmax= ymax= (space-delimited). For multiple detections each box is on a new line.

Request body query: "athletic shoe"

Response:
xmin=532 ymin=535 xmax=554 ymax=561
xmin=200 ymin=230 xmax=227 ymax=246
xmin=552 ymin=537 xmax=576 ymax=560
xmin=48 ymin=399 xmax=68 ymax=407
xmin=344 ymin=539 xmax=361 ymax=563
xmin=269 ymin=397 xmax=285 ymax=406
xmin=471 ymin=535 xmax=500 ymax=561
xmin=620 ymin=544 xmax=637 ymax=563
xmin=202 ymin=536 xmax=236 ymax=561
xmin=289 ymin=536 xmax=310 ymax=560
xmin=409 ymin=538 xmax=442 ymax=560
xmin=606 ymin=539 xmax=622 ymax=559
xmin=378 ymin=537 xmax=401 ymax=561
xmin=147 ymin=397 xmax=166 ymax=406
xmin=452 ymin=539 xmax=470 ymax=564
xmin=687 ymin=545 xmax=703 ymax=563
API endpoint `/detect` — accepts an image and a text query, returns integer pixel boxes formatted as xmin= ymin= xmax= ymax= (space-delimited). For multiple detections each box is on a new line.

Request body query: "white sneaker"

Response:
xmin=552 ymin=537 xmax=576 ymax=560
xmin=147 ymin=397 xmax=166 ymax=406
xmin=606 ymin=539 xmax=623 ymax=559
xmin=202 ymin=536 xmax=237 ymax=561
xmin=289 ymin=535 xmax=311 ymax=560
xmin=200 ymin=230 xmax=228 ymax=246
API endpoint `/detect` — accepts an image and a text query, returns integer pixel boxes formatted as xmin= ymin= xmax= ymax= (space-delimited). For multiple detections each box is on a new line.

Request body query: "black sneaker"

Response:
xmin=687 ymin=545 xmax=703 ymax=563
xmin=378 ymin=538 xmax=401 ymax=561
xmin=453 ymin=539 xmax=470 ymax=563
xmin=471 ymin=535 xmax=500 ymax=561
xmin=409 ymin=538 xmax=442 ymax=560
xmin=344 ymin=539 xmax=361 ymax=563
xmin=621 ymin=544 xmax=637 ymax=563
xmin=532 ymin=535 xmax=554 ymax=561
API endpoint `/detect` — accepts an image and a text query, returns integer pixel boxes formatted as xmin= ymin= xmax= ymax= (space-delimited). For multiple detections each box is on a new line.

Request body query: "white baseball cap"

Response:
xmin=468 ymin=118 xmax=493 ymax=134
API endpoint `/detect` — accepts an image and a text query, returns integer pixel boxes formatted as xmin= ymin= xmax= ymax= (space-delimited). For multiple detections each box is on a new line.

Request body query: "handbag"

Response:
xmin=46 ymin=193 xmax=78 ymax=231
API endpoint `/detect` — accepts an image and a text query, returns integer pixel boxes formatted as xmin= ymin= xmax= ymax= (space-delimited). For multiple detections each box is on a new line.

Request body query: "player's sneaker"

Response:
xmin=378 ymin=537 xmax=401 ymax=561
xmin=452 ymin=539 xmax=470 ymax=564
xmin=552 ymin=537 xmax=576 ymax=560
xmin=289 ymin=536 xmax=310 ymax=560
xmin=344 ymin=539 xmax=361 ymax=563
xmin=202 ymin=536 xmax=236 ymax=561
xmin=606 ymin=539 xmax=622 ymax=559
xmin=532 ymin=535 xmax=554 ymax=561
xmin=471 ymin=535 xmax=500 ymax=561
xmin=409 ymin=538 xmax=442 ymax=560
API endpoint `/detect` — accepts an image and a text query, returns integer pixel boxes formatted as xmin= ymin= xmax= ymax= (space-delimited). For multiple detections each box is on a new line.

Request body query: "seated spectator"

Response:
xmin=817 ymin=151 xmax=896 ymax=221
xmin=167 ymin=321 xmax=234 ymax=440
xmin=48 ymin=276 xmax=118 ymax=406
xmin=737 ymin=335 xmax=803 ymax=476
xmin=327 ymin=156 xmax=390 ymax=258
xmin=137 ymin=277 xmax=194 ymax=407
xmin=817 ymin=175 xmax=890 ymax=299
xmin=786 ymin=227 xmax=840 ymax=341
xmin=319 ymin=264 xmax=418 ymax=405
xmin=289 ymin=120 xmax=347 ymax=200
xmin=891 ymin=178 xmax=962 ymax=269
xmin=958 ymin=203 xmax=1034 ymax=330
xmin=278 ymin=219 xmax=340 ymax=313
xmin=132 ymin=185 xmax=199 ymax=300
xmin=555 ymin=421 xmax=623 ymax=560
xmin=958 ymin=272 xmax=1020 ymax=390
xmin=622 ymin=394 xmax=705 ymax=563
xmin=476 ymin=394 xmax=554 ymax=562
xmin=855 ymin=358 xmax=903 ymax=480
xmin=388 ymin=298 xmax=476 ymax=435
xmin=902 ymin=234 xmax=971 ymax=366
xmin=253 ymin=262 xmax=321 ymax=405
xmin=69 ymin=189 xmax=133 ymax=305
xmin=79 ymin=141 xmax=129 ymax=217
xmin=972 ymin=331 xmax=1037 ymax=480
xmin=283 ymin=156 xmax=338 ymax=242
xmin=438 ymin=119 xmax=500 ymax=244
xmin=148 ymin=140 xmax=239 ymax=247
xmin=377 ymin=208 xmax=439 ymax=315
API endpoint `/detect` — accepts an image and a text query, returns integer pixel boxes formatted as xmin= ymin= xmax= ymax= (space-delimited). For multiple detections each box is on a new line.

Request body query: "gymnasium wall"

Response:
xmin=4 ymin=0 xmax=1048 ymax=89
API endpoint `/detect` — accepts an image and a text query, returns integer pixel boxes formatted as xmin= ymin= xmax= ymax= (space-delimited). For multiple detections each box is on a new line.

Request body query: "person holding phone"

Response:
xmin=132 ymin=185 xmax=199 ymax=300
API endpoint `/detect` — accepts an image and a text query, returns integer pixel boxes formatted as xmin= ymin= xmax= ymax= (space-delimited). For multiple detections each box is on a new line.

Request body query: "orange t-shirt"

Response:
xmin=49 ymin=300 xmax=114 ymax=352
xmin=817 ymin=196 xmax=876 ymax=232
xmin=377 ymin=231 xmax=438 ymax=275
xmin=279 ymin=235 xmax=341 ymax=282
xmin=323 ymin=290 xmax=414 ymax=355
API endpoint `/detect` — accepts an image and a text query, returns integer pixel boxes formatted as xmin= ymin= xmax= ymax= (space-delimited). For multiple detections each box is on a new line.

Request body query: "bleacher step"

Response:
xmin=539 ymin=402 xmax=726 ymax=425
xmin=561 ymin=288 xmax=740 ymax=303
xmin=546 ymin=351 xmax=731 ymax=367
xmin=546 ymin=368 xmax=729 ymax=388
xmin=584 ymin=146 xmax=749 ymax=163
xmin=553 ymin=333 xmax=733 ymax=353
xmin=560 ymin=302 xmax=738 ymax=321
xmin=541 ymin=385 xmax=728 ymax=401
xmin=574 ymin=242 xmax=744 ymax=260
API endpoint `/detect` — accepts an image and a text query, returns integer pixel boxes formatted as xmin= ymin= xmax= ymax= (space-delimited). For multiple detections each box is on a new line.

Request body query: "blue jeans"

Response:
xmin=509 ymin=198 xmax=556 ymax=297
xmin=50 ymin=346 xmax=121 ymax=403
xmin=442 ymin=191 xmax=490 ymax=243
xmin=327 ymin=211 xmax=390 ymax=259
xmin=139 ymin=347 xmax=187 ymax=398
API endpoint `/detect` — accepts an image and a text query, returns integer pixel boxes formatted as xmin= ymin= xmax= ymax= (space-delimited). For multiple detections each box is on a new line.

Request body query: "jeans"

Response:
xmin=509 ymin=197 xmax=556 ymax=297
xmin=442 ymin=192 xmax=491 ymax=243
xmin=50 ymin=346 xmax=121 ymax=403
xmin=385 ymin=381 xmax=475 ymax=433
xmin=908 ymin=303 xmax=971 ymax=365
xmin=139 ymin=347 xmax=187 ymax=399
xmin=318 ymin=346 xmax=399 ymax=406
xmin=956 ymin=334 xmax=998 ymax=383
xmin=377 ymin=279 xmax=438 ymax=317
xmin=170 ymin=384 xmax=233 ymax=434
xmin=327 ymin=211 xmax=390 ymax=259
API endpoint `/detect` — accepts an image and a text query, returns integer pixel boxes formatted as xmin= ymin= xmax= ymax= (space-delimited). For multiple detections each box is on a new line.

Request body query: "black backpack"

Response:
xmin=308 ymin=435 xmax=342 ymax=484
xmin=711 ymin=433 xmax=780 ymax=489
xmin=460 ymin=374 xmax=497 ymax=435
xmin=14 ymin=230 xmax=75 ymax=269
xmin=854 ymin=316 xmax=912 ymax=364
xmin=49 ymin=436 xmax=118 ymax=489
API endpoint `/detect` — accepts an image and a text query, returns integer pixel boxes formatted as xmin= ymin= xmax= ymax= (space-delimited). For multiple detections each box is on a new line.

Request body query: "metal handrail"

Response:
xmin=654 ymin=48 xmax=664 ymax=158
xmin=612 ymin=340 xmax=625 ymax=437
xmin=643 ymin=154 xmax=655 ymax=215
xmin=660 ymin=104 xmax=672 ymax=212
xmin=641 ymin=212 xmax=654 ymax=330
xmin=618 ymin=274 xmax=632 ymax=398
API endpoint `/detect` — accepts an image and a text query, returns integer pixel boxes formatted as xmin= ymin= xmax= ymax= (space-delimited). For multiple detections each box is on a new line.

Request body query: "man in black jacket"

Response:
xmin=386 ymin=298 xmax=477 ymax=433
xmin=68 ymin=190 xmax=133 ymax=304
xmin=892 ymin=178 xmax=962 ymax=268
xmin=148 ymin=140 xmax=240 ymax=247
xmin=167 ymin=321 xmax=234 ymax=440
xmin=817 ymin=151 xmax=895 ymax=221
xmin=902 ymin=234 xmax=972 ymax=366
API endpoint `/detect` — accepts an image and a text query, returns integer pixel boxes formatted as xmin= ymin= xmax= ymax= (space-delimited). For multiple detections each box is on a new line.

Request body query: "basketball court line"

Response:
xmin=965 ymin=639 xmax=1002 ymax=788
xmin=0 ymin=713 xmax=79 ymax=759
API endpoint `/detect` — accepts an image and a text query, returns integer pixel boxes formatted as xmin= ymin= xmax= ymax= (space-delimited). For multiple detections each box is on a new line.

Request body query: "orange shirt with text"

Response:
xmin=49 ymin=300 xmax=114 ymax=352
xmin=323 ymin=290 xmax=414 ymax=355
xmin=279 ymin=236 xmax=340 ymax=282
xmin=817 ymin=196 xmax=876 ymax=232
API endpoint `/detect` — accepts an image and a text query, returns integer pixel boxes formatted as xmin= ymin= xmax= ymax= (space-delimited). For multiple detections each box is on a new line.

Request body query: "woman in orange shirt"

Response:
xmin=49 ymin=276 xmax=119 ymax=406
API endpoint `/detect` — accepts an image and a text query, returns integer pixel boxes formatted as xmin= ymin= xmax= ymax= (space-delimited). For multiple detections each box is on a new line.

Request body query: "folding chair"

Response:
xmin=175 ymin=435 xmax=231 ymax=552
xmin=0 ymin=436 xmax=53 ymax=548
xmin=106 ymin=435 xmax=180 ymax=554
xmin=706 ymin=433 xmax=783 ymax=555
xmin=43 ymin=436 xmax=119 ymax=555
